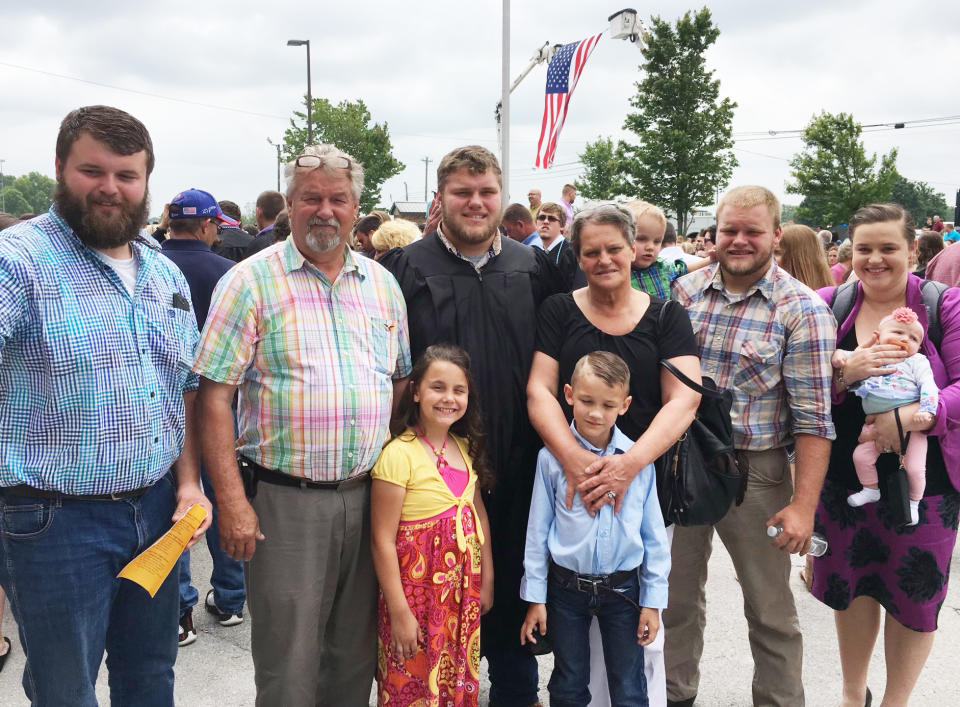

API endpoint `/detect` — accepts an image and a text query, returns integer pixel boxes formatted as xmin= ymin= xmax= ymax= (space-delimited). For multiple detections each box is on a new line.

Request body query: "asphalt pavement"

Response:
xmin=2 ymin=537 xmax=958 ymax=705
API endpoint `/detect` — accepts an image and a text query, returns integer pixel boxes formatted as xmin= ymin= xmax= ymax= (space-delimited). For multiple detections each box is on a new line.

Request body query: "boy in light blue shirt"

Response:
xmin=520 ymin=351 xmax=670 ymax=707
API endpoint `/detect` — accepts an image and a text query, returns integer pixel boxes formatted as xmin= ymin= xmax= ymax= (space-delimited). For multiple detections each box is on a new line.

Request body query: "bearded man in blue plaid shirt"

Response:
xmin=0 ymin=106 xmax=211 ymax=707
xmin=663 ymin=186 xmax=836 ymax=707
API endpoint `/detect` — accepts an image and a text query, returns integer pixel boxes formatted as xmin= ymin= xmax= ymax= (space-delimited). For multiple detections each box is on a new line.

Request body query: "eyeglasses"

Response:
xmin=536 ymin=213 xmax=561 ymax=223
xmin=294 ymin=154 xmax=352 ymax=170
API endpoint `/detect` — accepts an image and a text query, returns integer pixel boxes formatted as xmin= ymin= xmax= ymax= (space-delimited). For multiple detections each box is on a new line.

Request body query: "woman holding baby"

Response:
xmin=814 ymin=203 xmax=960 ymax=707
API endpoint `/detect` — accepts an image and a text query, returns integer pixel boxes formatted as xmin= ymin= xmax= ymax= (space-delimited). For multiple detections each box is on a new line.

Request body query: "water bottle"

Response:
xmin=766 ymin=525 xmax=828 ymax=557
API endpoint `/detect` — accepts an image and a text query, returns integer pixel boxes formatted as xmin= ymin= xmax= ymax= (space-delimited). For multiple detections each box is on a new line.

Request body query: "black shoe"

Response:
xmin=0 ymin=637 xmax=11 ymax=673
xmin=178 ymin=608 xmax=197 ymax=647
xmin=667 ymin=698 xmax=695 ymax=707
xmin=204 ymin=589 xmax=243 ymax=626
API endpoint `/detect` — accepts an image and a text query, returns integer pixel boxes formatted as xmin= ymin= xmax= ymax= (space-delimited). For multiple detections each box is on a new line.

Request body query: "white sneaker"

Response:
xmin=205 ymin=589 xmax=244 ymax=626
xmin=178 ymin=609 xmax=197 ymax=647
xmin=907 ymin=500 xmax=920 ymax=526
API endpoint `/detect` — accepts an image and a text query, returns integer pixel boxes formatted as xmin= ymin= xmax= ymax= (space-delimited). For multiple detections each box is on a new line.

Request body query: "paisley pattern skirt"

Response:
xmin=377 ymin=509 xmax=482 ymax=706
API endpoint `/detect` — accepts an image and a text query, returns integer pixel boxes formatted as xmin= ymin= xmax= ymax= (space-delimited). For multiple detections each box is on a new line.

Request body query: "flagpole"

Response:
xmin=501 ymin=0 xmax=510 ymax=202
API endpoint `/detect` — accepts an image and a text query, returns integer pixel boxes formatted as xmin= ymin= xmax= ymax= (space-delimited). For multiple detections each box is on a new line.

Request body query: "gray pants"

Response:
xmin=663 ymin=447 xmax=804 ymax=707
xmin=246 ymin=477 xmax=376 ymax=707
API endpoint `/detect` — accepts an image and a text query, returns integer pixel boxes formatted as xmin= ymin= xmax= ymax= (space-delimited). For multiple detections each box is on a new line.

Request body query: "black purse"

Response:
xmin=654 ymin=303 xmax=745 ymax=526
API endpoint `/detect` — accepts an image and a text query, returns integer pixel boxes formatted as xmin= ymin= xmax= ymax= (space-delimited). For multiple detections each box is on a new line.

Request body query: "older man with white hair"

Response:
xmin=193 ymin=144 xmax=411 ymax=706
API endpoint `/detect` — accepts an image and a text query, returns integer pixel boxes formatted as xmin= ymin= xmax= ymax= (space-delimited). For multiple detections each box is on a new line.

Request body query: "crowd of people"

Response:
xmin=0 ymin=103 xmax=958 ymax=707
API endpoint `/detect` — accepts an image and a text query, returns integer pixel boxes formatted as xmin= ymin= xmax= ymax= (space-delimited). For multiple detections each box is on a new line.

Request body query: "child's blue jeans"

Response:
xmin=547 ymin=567 xmax=648 ymax=707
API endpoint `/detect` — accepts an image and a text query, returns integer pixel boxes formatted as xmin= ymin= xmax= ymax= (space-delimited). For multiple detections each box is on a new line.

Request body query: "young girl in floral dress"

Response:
xmin=371 ymin=344 xmax=494 ymax=706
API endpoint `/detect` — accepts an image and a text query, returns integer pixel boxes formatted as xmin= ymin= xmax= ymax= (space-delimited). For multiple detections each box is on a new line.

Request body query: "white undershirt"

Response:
xmin=97 ymin=250 xmax=139 ymax=294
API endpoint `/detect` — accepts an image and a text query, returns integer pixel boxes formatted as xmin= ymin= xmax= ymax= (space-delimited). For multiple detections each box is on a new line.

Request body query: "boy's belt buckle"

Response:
xmin=576 ymin=576 xmax=603 ymax=595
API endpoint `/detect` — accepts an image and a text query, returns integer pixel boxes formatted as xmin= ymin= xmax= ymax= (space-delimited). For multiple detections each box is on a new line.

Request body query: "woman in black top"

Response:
xmin=527 ymin=204 xmax=701 ymax=505
xmin=526 ymin=204 xmax=702 ymax=705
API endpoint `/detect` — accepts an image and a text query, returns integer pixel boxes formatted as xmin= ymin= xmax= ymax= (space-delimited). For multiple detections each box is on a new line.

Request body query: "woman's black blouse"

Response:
xmin=535 ymin=293 xmax=699 ymax=441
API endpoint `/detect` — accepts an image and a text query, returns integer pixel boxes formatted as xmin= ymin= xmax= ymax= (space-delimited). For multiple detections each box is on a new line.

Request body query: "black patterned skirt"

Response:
xmin=811 ymin=376 xmax=959 ymax=632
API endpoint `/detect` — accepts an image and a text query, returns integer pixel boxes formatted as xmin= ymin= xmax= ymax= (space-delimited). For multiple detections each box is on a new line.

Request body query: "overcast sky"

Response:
xmin=2 ymin=1 xmax=959 ymax=222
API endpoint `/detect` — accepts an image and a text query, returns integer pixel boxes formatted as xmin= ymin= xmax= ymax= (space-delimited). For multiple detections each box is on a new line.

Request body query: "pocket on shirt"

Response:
xmin=369 ymin=317 xmax=398 ymax=376
xmin=734 ymin=339 xmax=781 ymax=397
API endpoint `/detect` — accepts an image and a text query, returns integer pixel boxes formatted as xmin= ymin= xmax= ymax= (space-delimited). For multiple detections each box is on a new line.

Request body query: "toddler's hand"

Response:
xmin=637 ymin=607 xmax=660 ymax=646
xmin=914 ymin=411 xmax=934 ymax=426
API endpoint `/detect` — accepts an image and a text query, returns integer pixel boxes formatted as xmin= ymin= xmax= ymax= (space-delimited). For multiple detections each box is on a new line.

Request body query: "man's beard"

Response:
xmin=304 ymin=217 xmax=343 ymax=253
xmin=440 ymin=206 xmax=498 ymax=247
xmin=54 ymin=179 xmax=149 ymax=250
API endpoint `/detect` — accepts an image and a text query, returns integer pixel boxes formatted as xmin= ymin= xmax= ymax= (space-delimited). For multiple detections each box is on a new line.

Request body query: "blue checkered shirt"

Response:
xmin=0 ymin=209 xmax=200 ymax=494
xmin=672 ymin=262 xmax=836 ymax=450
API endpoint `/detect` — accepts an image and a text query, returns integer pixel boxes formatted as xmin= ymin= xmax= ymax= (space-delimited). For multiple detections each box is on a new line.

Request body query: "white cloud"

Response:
xmin=2 ymin=1 xmax=958 ymax=219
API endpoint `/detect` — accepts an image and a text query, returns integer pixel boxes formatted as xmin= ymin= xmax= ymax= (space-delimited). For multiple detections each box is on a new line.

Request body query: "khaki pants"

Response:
xmin=246 ymin=477 xmax=376 ymax=707
xmin=663 ymin=447 xmax=804 ymax=706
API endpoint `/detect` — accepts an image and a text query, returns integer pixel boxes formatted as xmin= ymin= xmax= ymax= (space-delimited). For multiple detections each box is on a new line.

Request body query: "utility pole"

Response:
xmin=266 ymin=138 xmax=282 ymax=191
xmin=422 ymin=157 xmax=432 ymax=202
xmin=500 ymin=0 xmax=510 ymax=201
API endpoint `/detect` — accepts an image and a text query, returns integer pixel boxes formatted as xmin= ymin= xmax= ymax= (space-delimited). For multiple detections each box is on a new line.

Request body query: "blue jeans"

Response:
xmin=177 ymin=467 xmax=245 ymax=614
xmin=0 ymin=474 xmax=179 ymax=707
xmin=547 ymin=570 xmax=647 ymax=707
xmin=486 ymin=643 xmax=540 ymax=706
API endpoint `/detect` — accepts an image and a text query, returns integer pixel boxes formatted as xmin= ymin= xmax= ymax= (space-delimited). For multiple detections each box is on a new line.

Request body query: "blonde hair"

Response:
xmin=717 ymin=185 xmax=781 ymax=230
xmin=571 ymin=350 xmax=630 ymax=390
xmin=624 ymin=200 xmax=666 ymax=234
xmin=777 ymin=224 xmax=833 ymax=290
xmin=371 ymin=219 xmax=420 ymax=252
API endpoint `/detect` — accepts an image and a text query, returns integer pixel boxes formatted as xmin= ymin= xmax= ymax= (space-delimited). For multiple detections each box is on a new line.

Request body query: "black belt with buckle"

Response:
xmin=548 ymin=560 xmax=642 ymax=611
xmin=237 ymin=456 xmax=369 ymax=499
xmin=0 ymin=484 xmax=152 ymax=501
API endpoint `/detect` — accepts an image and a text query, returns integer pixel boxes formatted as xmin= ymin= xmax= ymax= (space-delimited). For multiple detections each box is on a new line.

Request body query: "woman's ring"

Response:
xmin=606 ymin=490 xmax=616 ymax=500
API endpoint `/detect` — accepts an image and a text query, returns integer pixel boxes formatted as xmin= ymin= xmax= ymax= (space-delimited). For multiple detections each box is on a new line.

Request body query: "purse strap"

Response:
xmin=656 ymin=300 xmax=725 ymax=399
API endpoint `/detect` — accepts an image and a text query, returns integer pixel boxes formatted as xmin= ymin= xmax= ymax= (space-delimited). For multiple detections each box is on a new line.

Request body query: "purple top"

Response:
xmin=817 ymin=274 xmax=960 ymax=489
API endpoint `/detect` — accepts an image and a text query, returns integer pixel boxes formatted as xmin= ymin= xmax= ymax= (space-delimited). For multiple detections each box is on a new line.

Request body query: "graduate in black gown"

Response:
xmin=380 ymin=145 xmax=565 ymax=706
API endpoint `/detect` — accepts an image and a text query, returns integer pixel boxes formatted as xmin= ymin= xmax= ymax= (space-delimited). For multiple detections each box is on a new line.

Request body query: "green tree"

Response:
xmin=781 ymin=203 xmax=801 ymax=224
xmin=0 ymin=186 xmax=32 ymax=217
xmin=283 ymin=98 xmax=404 ymax=212
xmin=787 ymin=111 xmax=897 ymax=226
xmin=891 ymin=173 xmax=949 ymax=227
xmin=617 ymin=7 xmax=738 ymax=234
xmin=575 ymin=137 xmax=624 ymax=200
xmin=11 ymin=172 xmax=56 ymax=215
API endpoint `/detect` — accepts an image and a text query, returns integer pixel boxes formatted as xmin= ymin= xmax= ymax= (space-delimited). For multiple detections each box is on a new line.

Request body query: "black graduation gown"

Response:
xmin=380 ymin=233 xmax=566 ymax=648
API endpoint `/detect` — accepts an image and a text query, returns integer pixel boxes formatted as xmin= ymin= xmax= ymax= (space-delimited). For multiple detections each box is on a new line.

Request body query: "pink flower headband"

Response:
xmin=879 ymin=306 xmax=922 ymax=330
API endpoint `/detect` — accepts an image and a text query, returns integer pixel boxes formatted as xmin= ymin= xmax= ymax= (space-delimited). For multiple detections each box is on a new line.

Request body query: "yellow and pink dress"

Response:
xmin=371 ymin=430 xmax=485 ymax=706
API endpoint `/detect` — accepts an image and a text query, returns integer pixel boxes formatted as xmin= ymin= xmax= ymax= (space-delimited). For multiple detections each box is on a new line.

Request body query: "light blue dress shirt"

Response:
xmin=520 ymin=421 xmax=671 ymax=608
xmin=522 ymin=231 xmax=544 ymax=249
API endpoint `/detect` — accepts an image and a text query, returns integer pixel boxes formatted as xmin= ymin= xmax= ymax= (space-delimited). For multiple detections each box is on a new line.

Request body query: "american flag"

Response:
xmin=535 ymin=33 xmax=603 ymax=169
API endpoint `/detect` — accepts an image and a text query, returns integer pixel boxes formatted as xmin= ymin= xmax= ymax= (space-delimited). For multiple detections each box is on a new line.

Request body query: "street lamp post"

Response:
xmin=287 ymin=39 xmax=312 ymax=146
xmin=267 ymin=138 xmax=282 ymax=191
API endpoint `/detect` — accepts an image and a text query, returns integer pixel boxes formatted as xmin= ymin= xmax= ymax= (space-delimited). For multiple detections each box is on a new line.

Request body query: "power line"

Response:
xmin=0 ymin=61 xmax=290 ymax=120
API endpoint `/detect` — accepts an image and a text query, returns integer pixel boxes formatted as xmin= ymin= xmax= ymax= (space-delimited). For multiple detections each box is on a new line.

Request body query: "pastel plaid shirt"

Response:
xmin=193 ymin=238 xmax=411 ymax=481
xmin=0 ymin=209 xmax=200 ymax=494
xmin=630 ymin=257 xmax=688 ymax=298
xmin=673 ymin=262 xmax=836 ymax=450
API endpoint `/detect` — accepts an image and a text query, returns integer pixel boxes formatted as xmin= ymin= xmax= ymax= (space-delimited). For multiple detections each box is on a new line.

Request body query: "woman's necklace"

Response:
xmin=416 ymin=425 xmax=448 ymax=469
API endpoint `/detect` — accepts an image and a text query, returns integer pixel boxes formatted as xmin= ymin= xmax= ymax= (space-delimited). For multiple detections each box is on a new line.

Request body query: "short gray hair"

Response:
xmin=570 ymin=204 xmax=635 ymax=257
xmin=284 ymin=144 xmax=364 ymax=203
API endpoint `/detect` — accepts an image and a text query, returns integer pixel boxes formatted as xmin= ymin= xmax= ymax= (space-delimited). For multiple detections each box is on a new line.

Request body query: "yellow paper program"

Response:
xmin=118 ymin=504 xmax=208 ymax=597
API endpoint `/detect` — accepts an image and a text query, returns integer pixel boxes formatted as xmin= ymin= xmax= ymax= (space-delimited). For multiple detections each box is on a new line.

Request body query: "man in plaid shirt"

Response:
xmin=0 ymin=105 xmax=211 ymax=706
xmin=663 ymin=186 xmax=836 ymax=707
xmin=194 ymin=144 xmax=410 ymax=706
